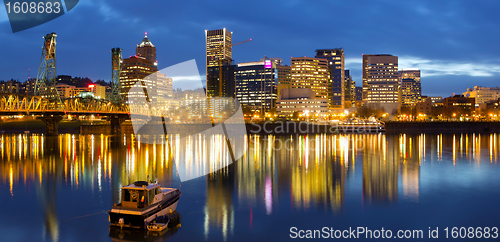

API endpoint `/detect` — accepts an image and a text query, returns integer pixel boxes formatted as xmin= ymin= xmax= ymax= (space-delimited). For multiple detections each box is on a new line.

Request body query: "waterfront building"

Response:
xmin=22 ymin=78 xmax=37 ymax=95
xmin=119 ymin=34 xmax=175 ymax=106
xmin=206 ymin=64 xmax=236 ymax=98
xmin=315 ymin=49 xmax=345 ymax=109
xmin=157 ymin=72 xmax=173 ymax=106
xmin=88 ymin=83 xmax=106 ymax=99
xmin=120 ymin=55 xmax=158 ymax=104
xmin=0 ymin=80 xmax=21 ymax=94
xmin=276 ymin=65 xmax=291 ymax=99
xmin=362 ymin=54 xmax=399 ymax=103
xmin=55 ymin=83 xmax=75 ymax=99
xmin=344 ymin=70 xmax=355 ymax=108
xmin=73 ymin=86 xmax=91 ymax=97
xmin=290 ymin=57 xmax=329 ymax=104
xmin=415 ymin=97 xmax=432 ymax=116
xmin=234 ymin=58 xmax=280 ymax=113
xmin=399 ymin=70 xmax=421 ymax=83
xmin=443 ymin=95 xmax=475 ymax=118
xmin=478 ymin=98 xmax=500 ymax=119
xmin=172 ymin=88 xmax=208 ymax=120
xmin=206 ymin=28 xmax=232 ymax=97
xmin=55 ymin=83 xmax=105 ymax=99
xmin=428 ymin=96 xmax=442 ymax=103
xmin=462 ymin=86 xmax=500 ymax=105
xmin=362 ymin=54 xmax=399 ymax=115
xmin=400 ymin=78 xmax=421 ymax=107
xmin=355 ymin=86 xmax=363 ymax=101
xmin=276 ymin=88 xmax=328 ymax=118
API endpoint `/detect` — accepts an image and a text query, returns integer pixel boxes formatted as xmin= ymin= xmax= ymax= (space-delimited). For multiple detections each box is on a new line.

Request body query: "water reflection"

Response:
xmin=1 ymin=132 xmax=500 ymax=241
xmin=109 ymin=217 xmax=181 ymax=242
xmin=0 ymin=133 xmax=178 ymax=242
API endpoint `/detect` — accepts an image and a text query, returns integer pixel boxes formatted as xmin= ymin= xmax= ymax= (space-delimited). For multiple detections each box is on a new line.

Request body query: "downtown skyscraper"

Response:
xmin=205 ymin=28 xmax=232 ymax=97
xmin=120 ymin=34 xmax=172 ymax=106
xmin=399 ymin=70 xmax=421 ymax=107
xmin=315 ymin=49 xmax=345 ymax=109
xmin=291 ymin=57 xmax=329 ymax=101
xmin=362 ymin=54 xmax=399 ymax=103
xmin=234 ymin=57 xmax=281 ymax=114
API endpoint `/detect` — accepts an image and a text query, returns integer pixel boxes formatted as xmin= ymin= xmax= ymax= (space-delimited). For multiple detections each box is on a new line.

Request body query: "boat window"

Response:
xmin=123 ymin=189 xmax=131 ymax=202
xmin=131 ymin=191 xmax=138 ymax=202
xmin=149 ymin=189 xmax=155 ymax=204
xmin=155 ymin=187 xmax=161 ymax=195
xmin=138 ymin=191 xmax=145 ymax=208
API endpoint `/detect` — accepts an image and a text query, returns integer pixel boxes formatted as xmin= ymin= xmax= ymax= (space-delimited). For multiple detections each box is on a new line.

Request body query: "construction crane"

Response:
xmin=209 ymin=39 xmax=252 ymax=97
xmin=233 ymin=39 xmax=252 ymax=47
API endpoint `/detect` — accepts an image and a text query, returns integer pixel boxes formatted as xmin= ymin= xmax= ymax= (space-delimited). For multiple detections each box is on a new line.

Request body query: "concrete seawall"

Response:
xmin=385 ymin=121 xmax=500 ymax=133
xmin=3 ymin=120 xmax=500 ymax=135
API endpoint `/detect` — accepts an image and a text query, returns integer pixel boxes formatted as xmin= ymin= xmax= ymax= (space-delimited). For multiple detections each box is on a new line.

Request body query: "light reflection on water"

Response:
xmin=1 ymin=132 xmax=500 ymax=241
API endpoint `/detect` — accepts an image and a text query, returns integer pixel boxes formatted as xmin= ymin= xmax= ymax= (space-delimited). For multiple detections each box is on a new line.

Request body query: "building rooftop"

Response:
xmin=138 ymin=33 xmax=154 ymax=47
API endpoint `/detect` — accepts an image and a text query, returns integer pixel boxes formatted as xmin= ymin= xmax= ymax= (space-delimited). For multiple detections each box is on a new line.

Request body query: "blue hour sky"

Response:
xmin=1 ymin=0 xmax=500 ymax=97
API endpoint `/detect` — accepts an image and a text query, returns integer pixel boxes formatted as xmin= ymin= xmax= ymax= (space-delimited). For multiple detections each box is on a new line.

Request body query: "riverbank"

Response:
xmin=2 ymin=120 xmax=500 ymax=135
xmin=0 ymin=120 xmax=134 ymax=134
xmin=385 ymin=121 xmax=500 ymax=133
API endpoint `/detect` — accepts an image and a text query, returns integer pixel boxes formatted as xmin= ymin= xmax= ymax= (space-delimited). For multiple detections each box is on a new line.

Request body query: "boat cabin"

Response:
xmin=121 ymin=181 xmax=162 ymax=209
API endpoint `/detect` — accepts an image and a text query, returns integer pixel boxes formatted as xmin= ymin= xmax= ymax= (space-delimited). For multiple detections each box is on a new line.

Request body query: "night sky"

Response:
xmin=1 ymin=0 xmax=500 ymax=97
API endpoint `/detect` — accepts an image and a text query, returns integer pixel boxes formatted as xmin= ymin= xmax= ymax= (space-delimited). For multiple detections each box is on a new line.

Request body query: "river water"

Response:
xmin=1 ymin=133 xmax=500 ymax=241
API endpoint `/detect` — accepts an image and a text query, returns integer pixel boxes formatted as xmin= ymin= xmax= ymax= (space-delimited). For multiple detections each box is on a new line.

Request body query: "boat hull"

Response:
xmin=109 ymin=194 xmax=180 ymax=229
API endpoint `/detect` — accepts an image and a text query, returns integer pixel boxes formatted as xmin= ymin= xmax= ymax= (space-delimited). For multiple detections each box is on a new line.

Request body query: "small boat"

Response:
xmin=147 ymin=215 xmax=170 ymax=232
xmin=108 ymin=181 xmax=181 ymax=229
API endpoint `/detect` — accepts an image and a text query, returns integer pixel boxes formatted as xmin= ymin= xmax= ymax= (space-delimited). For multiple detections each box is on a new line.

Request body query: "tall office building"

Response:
xmin=120 ymin=56 xmax=158 ymax=104
xmin=206 ymin=29 xmax=232 ymax=97
xmin=398 ymin=70 xmax=421 ymax=107
xmin=399 ymin=70 xmax=420 ymax=83
xmin=463 ymin=86 xmax=500 ymax=104
xmin=206 ymin=65 xmax=236 ymax=97
xmin=234 ymin=57 xmax=280 ymax=113
xmin=136 ymin=33 xmax=156 ymax=62
xmin=315 ymin=49 xmax=345 ymax=109
xmin=276 ymin=65 xmax=291 ymax=99
xmin=400 ymin=78 xmax=421 ymax=107
xmin=291 ymin=57 xmax=329 ymax=102
xmin=355 ymin=86 xmax=363 ymax=101
xmin=344 ymin=70 xmax=356 ymax=108
xmin=362 ymin=54 xmax=399 ymax=103
xmin=120 ymin=34 xmax=173 ymax=106
xmin=156 ymin=72 xmax=173 ymax=107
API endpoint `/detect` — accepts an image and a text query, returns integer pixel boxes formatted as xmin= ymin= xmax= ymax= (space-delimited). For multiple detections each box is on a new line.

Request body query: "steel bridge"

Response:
xmin=0 ymin=94 xmax=152 ymax=135
xmin=0 ymin=94 xmax=131 ymax=114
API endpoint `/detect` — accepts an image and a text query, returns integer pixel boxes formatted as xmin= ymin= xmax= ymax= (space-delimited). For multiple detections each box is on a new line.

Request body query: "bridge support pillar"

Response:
xmin=41 ymin=115 xmax=63 ymax=136
xmin=110 ymin=115 xmax=127 ymax=136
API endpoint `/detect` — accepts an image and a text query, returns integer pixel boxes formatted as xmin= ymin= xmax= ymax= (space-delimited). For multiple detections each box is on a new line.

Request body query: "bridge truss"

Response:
xmin=0 ymin=94 xmax=130 ymax=114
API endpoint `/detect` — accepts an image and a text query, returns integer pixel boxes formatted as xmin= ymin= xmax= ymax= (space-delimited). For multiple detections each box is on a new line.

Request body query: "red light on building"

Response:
xmin=88 ymin=84 xmax=95 ymax=88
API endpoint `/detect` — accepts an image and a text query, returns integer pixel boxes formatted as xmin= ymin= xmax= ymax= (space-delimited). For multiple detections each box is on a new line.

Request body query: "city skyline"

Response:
xmin=1 ymin=0 xmax=500 ymax=97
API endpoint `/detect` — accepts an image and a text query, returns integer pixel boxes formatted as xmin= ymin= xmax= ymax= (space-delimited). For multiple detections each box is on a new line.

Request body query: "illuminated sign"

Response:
xmin=265 ymin=60 xmax=272 ymax=69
